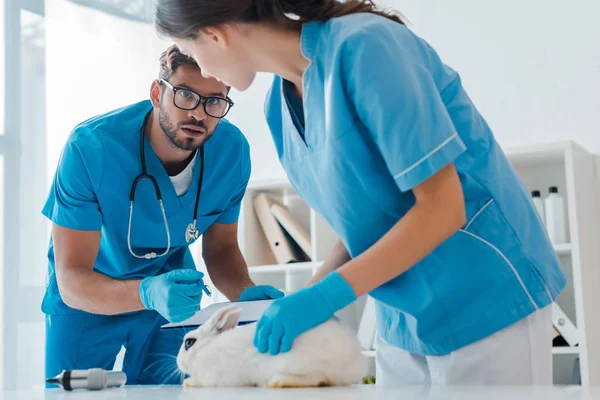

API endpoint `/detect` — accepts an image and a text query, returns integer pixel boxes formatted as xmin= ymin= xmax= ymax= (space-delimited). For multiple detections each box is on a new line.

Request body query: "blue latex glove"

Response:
xmin=139 ymin=269 xmax=206 ymax=323
xmin=254 ymin=271 xmax=356 ymax=355
xmin=238 ymin=285 xmax=285 ymax=302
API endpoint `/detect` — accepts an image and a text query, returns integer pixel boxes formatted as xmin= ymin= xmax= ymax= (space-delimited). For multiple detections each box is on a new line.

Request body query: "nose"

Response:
xmin=184 ymin=338 xmax=196 ymax=351
xmin=189 ymin=102 xmax=208 ymax=121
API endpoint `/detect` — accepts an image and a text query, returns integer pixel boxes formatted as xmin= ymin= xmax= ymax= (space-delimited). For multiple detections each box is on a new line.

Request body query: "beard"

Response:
xmin=158 ymin=107 xmax=214 ymax=151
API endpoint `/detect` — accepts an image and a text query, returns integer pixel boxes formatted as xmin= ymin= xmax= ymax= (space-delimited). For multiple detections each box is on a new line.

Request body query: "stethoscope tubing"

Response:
xmin=127 ymin=111 xmax=204 ymax=259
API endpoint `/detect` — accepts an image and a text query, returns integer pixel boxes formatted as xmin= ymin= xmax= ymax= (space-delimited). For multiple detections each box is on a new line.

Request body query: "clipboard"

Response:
xmin=161 ymin=299 xmax=274 ymax=329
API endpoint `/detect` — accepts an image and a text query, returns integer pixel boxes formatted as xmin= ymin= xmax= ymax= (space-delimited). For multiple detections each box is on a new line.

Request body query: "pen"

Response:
xmin=201 ymin=281 xmax=212 ymax=297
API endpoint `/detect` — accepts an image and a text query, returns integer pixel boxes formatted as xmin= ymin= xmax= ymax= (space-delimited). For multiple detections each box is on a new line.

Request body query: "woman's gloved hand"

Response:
xmin=253 ymin=271 xmax=356 ymax=355
xmin=139 ymin=269 xmax=206 ymax=322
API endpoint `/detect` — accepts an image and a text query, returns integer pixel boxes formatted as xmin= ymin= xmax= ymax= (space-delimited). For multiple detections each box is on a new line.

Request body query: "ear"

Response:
xmin=208 ymin=305 xmax=242 ymax=334
xmin=199 ymin=24 xmax=231 ymax=49
xmin=149 ymin=79 xmax=162 ymax=108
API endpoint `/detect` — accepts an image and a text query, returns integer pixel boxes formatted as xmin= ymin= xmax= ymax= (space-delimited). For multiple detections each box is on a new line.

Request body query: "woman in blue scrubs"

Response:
xmin=155 ymin=0 xmax=566 ymax=385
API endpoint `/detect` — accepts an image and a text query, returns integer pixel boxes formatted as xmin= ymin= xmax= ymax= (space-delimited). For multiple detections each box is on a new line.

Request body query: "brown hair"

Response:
xmin=158 ymin=44 xmax=198 ymax=80
xmin=155 ymin=0 xmax=405 ymax=40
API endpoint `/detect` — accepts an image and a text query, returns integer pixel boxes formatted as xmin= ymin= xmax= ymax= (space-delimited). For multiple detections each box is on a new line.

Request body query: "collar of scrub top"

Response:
xmin=127 ymin=110 xmax=205 ymax=260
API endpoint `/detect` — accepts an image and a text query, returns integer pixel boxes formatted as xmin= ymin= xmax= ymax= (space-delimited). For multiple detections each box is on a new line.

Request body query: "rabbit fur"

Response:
xmin=176 ymin=305 xmax=366 ymax=388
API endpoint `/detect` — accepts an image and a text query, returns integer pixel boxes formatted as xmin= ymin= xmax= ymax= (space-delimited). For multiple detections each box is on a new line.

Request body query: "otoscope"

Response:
xmin=46 ymin=368 xmax=126 ymax=391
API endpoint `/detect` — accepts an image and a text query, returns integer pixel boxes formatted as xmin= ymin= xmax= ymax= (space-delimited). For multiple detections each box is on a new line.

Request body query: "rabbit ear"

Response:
xmin=207 ymin=305 xmax=242 ymax=334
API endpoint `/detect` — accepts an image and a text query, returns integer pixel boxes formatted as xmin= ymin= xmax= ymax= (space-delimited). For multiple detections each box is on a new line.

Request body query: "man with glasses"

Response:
xmin=42 ymin=45 xmax=283 ymax=385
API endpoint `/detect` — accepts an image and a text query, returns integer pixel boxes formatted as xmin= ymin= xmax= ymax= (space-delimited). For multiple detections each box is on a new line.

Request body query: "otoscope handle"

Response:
xmin=46 ymin=368 xmax=127 ymax=390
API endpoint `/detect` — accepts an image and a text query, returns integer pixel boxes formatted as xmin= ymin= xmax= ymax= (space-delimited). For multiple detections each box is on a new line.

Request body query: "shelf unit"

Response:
xmin=247 ymin=261 xmax=321 ymax=274
xmin=503 ymin=141 xmax=600 ymax=386
xmin=554 ymin=243 xmax=572 ymax=256
xmin=237 ymin=141 xmax=600 ymax=385
xmin=362 ymin=350 xmax=376 ymax=358
xmin=553 ymin=347 xmax=581 ymax=355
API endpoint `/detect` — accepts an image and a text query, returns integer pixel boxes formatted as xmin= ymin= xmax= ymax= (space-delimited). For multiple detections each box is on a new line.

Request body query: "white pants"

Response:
xmin=376 ymin=305 xmax=552 ymax=386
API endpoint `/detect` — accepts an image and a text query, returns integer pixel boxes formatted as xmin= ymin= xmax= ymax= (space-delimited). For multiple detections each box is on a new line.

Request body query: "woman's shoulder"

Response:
xmin=322 ymin=13 xmax=412 ymax=52
xmin=316 ymin=13 xmax=448 ymax=82
xmin=304 ymin=13 xmax=423 ymax=76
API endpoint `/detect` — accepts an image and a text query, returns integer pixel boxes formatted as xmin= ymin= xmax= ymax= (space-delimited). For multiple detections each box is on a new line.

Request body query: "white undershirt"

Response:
xmin=169 ymin=151 xmax=197 ymax=196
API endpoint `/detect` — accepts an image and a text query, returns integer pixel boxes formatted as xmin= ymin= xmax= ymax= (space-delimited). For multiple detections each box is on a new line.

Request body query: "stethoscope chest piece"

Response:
xmin=186 ymin=222 xmax=200 ymax=243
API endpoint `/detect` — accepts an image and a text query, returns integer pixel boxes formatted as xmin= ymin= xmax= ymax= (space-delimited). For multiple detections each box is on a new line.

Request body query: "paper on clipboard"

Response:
xmin=161 ymin=299 xmax=274 ymax=329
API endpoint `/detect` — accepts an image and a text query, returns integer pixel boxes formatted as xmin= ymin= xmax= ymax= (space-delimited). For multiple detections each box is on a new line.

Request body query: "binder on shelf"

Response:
xmin=357 ymin=296 xmax=377 ymax=350
xmin=270 ymin=203 xmax=313 ymax=257
xmin=551 ymin=302 xmax=579 ymax=347
xmin=253 ymin=193 xmax=309 ymax=265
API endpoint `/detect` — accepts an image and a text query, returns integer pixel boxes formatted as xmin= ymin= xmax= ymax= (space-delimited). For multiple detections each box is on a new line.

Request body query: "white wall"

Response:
xmin=45 ymin=0 xmax=169 ymax=182
xmin=226 ymin=73 xmax=285 ymax=182
xmin=229 ymin=0 xmax=600 ymax=183
xmin=0 ymin=0 xmax=4 ymax=131
xmin=386 ymin=0 xmax=600 ymax=152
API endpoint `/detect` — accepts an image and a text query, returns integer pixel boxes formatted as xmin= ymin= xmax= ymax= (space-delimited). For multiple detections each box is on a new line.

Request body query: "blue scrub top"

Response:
xmin=264 ymin=14 xmax=566 ymax=355
xmin=42 ymin=100 xmax=251 ymax=315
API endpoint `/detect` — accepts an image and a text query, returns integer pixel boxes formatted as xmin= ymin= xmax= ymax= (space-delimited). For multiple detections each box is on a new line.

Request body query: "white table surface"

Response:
xmin=2 ymin=385 xmax=598 ymax=400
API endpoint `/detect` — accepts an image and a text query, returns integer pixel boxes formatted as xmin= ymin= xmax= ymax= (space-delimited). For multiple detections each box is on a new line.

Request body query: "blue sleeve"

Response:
xmin=216 ymin=134 xmax=251 ymax=224
xmin=343 ymin=25 xmax=466 ymax=192
xmin=41 ymin=134 xmax=103 ymax=230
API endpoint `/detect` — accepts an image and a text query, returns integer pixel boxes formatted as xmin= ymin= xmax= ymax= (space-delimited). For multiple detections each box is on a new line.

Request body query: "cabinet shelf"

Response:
xmin=248 ymin=261 xmax=320 ymax=274
xmin=553 ymin=347 xmax=580 ymax=355
xmin=554 ymin=243 xmax=572 ymax=255
xmin=245 ymin=243 xmax=570 ymax=274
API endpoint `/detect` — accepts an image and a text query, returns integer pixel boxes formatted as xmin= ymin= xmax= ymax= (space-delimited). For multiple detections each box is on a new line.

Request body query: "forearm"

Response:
xmin=204 ymin=244 xmax=253 ymax=301
xmin=308 ymin=239 xmax=351 ymax=286
xmin=338 ymin=198 xmax=465 ymax=297
xmin=57 ymin=268 xmax=144 ymax=315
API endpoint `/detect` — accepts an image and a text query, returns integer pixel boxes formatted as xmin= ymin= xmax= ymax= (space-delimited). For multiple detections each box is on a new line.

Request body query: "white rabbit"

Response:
xmin=176 ymin=305 xmax=366 ymax=388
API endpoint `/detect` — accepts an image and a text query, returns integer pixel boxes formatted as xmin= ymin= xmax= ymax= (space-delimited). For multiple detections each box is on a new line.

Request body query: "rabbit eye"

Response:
xmin=184 ymin=338 xmax=197 ymax=350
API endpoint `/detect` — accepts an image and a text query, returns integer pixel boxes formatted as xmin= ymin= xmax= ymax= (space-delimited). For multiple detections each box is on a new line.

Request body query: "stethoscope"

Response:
xmin=127 ymin=111 xmax=205 ymax=259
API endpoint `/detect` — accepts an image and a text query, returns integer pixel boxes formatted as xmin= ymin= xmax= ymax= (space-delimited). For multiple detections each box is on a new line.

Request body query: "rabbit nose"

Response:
xmin=185 ymin=338 xmax=197 ymax=350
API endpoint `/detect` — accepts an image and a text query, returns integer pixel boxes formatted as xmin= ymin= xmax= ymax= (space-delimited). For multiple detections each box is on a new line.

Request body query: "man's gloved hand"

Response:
xmin=139 ymin=269 xmax=206 ymax=323
xmin=253 ymin=271 xmax=356 ymax=355
xmin=238 ymin=285 xmax=285 ymax=302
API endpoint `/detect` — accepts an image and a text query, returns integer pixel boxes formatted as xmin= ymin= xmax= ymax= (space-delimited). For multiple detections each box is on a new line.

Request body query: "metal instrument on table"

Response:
xmin=46 ymin=368 xmax=126 ymax=391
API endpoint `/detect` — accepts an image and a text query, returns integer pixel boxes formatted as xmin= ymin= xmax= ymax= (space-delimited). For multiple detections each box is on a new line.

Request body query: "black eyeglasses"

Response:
xmin=160 ymin=79 xmax=234 ymax=118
